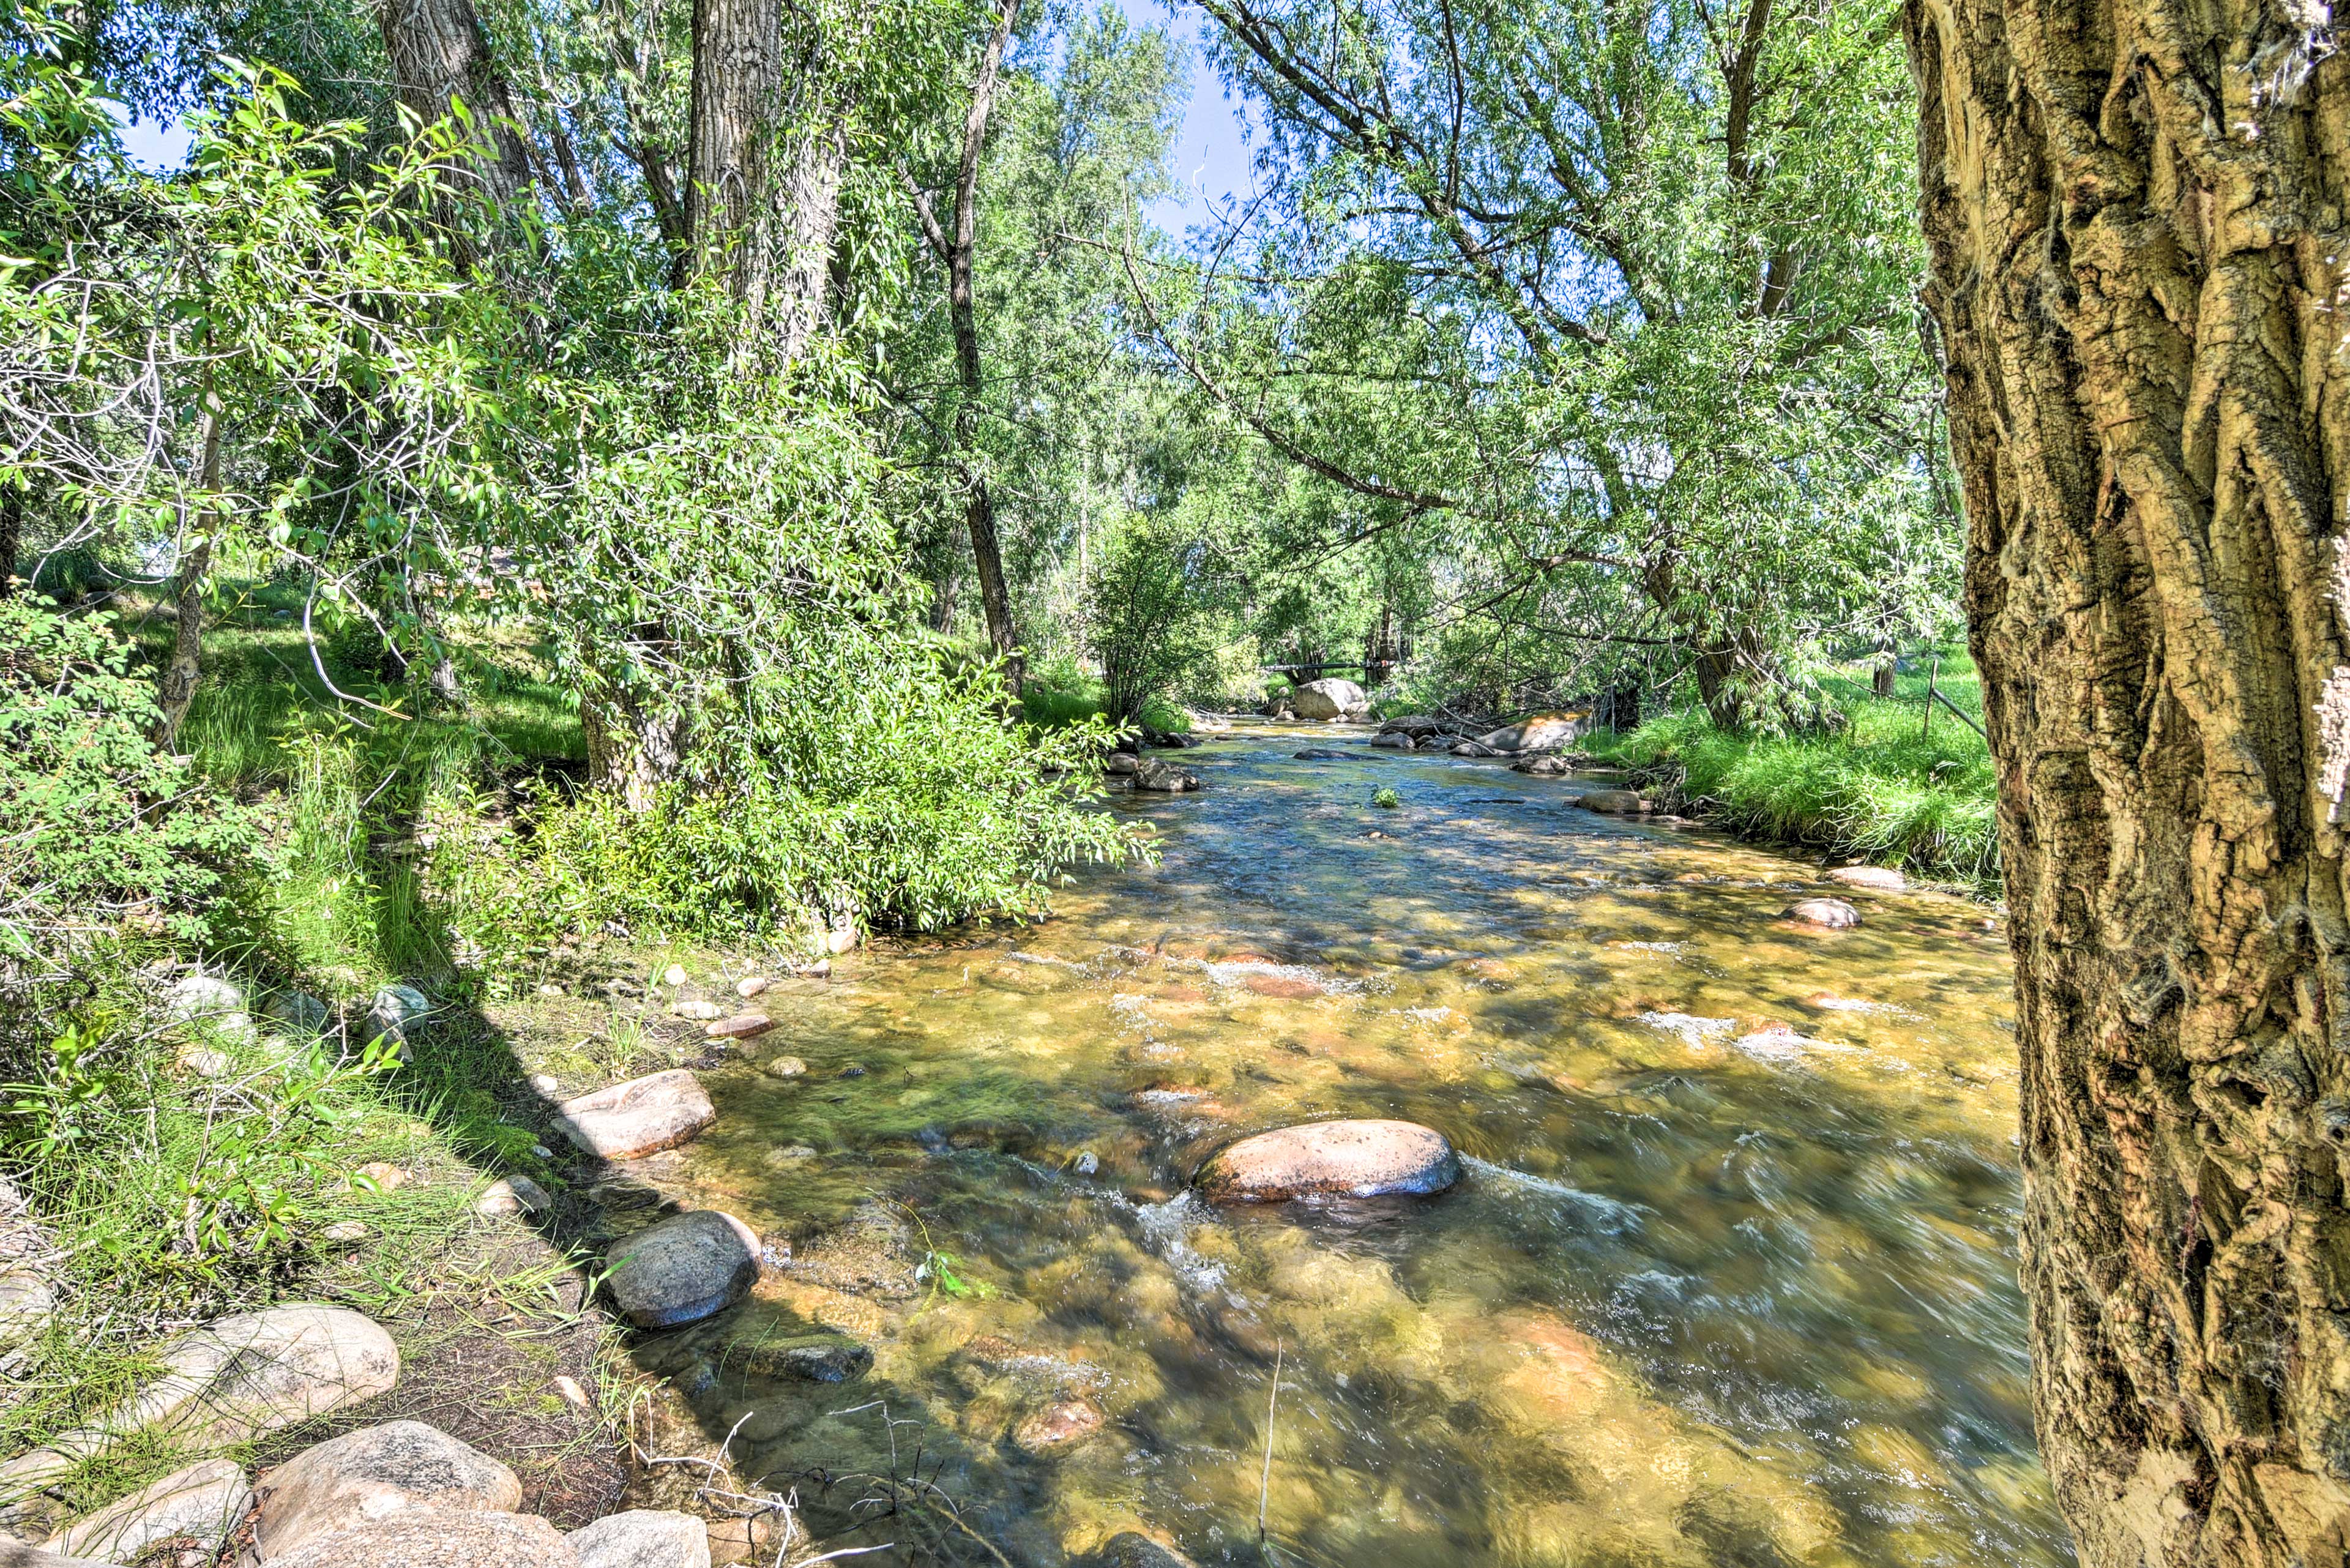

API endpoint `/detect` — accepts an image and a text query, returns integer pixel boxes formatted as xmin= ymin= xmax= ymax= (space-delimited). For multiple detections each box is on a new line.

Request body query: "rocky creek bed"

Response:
xmin=1 ymin=718 xmax=2064 ymax=1567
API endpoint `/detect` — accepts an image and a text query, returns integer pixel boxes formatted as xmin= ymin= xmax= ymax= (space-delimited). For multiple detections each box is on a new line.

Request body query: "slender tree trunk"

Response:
xmin=1910 ymin=2 xmax=2350 ymax=1564
xmin=0 ymin=482 xmax=22 ymax=598
xmin=900 ymin=1 xmax=1024 ymax=689
xmin=152 ymin=411 xmax=221 ymax=750
xmin=939 ymin=0 xmax=1025 ymax=693
xmin=381 ymin=0 xmax=535 ymax=253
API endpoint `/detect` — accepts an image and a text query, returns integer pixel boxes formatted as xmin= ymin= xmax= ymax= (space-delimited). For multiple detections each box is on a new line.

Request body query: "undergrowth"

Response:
xmin=1586 ymin=652 xmax=1999 ymax=888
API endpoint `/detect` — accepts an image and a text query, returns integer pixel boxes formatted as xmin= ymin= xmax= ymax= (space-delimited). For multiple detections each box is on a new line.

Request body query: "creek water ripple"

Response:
xmin=649 ymin=719 xmax=2069 ymax=1566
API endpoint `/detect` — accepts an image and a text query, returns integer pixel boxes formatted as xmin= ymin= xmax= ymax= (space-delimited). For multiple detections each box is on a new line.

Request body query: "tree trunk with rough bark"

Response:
xmin=381 ymin=0 xmax=535 ymax=254
xmin=1909 ymin=1 xmax=2350 ymax=1563
xmin=684 ymin=0 xmax=781 ymax=315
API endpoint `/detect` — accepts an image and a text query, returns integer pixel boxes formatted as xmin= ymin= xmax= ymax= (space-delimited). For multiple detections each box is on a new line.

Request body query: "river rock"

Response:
xmin=167 ymin=973 xmax=256 ymax=1046
xmin=1012 ymin=1398 xmax=1105 ymax=1452
xmin=605 ymin=1211 xmax=761 ymax=1328
xmin=0 ymin=1305 xmax=400 ymax=1502
xmin=1292 ymin=748 xmax=1354 ymax=760
xmin=359 ymin=985 xmax=430 ymax=1051
xmin=1578 ymin=790 xmax=1649 ymax=813
xmin=254 ymin=1421 xmax=520 ymax=1560
xmin=734 ymin=976 xmax=770 ymax=999
xmin=1512 ymin=755 xmax=1573 ymax=776
xmin=763 ymin=1055 xmax=807 ymax=1080
xmin=1133 ymin=760 xmax=1201 ymax=793
xmin=667 ymin=1000 xmax=722 ymax=1021
xmin=267 ymin=1510 xmax=577 ymax=1568
xmin=1195 ymin=1120 xmax=1461 ymax=1202
xmin=265 ymin=991 xmax=331 ymax=1037
xmin=1477 ymin=712 xmax=1584 ymax=752
xmin=737 ymin=1334 xmax=871 ymax=1384
xmin=1827 ymin=865 xmax=1906 ymax=892
xmin=0 ymin=1545 xmax=114 ymax=1567
xmin=1289 ymin=678 xmax=1367 ymax=721
xmin=0 ymin=1177 xmax=53 ymax=1346
xmin=1784 ymin=898 xmax=1863 ymax=930
xmin=568 ymin=1510 xmax=709 ymax=1568
xmin=703 ymin=1014 xmax=774 ymax=1040
xmin=1368 ymin=733 xmax=1414 ymax=750
xmin=1092 ymin=1534 xmax=1198 ymax=1568
xmin=556 ymin=1071 xmax=715 ymax=1160
xmin=1103 ymin=752 xmax=1142 ymax=775
xmin=1378 ymin=715 xmax=1444 ymax=738
xmin=474 ymin=1176 xmax=550 ymax=1217
xmin=43 ymin=1457 xmax=249 ymax=1564
xmin=1450 ymin=739 xmax=1499 ymax=757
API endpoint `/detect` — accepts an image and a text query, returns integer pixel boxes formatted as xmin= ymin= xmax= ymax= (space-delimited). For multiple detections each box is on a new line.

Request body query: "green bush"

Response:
xmin=1083 ymin=516 xmax=1219 ymax=726
xmin=1591 ymin=659 xmax=1998 ymax=885
xmin=0 ymin=598 xmax=258 ymax=966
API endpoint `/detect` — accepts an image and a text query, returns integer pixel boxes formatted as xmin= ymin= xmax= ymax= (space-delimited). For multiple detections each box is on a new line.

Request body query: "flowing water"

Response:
xmin=636 ymin=720 xmax=2070 ymax=1566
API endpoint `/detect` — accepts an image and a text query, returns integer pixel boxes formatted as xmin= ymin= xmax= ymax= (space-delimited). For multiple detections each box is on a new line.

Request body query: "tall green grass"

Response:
xmin=1587 ymin=652 xmax=2000 ymax=887
xmin=1019 ymin=668 xmax=1192 ymax=734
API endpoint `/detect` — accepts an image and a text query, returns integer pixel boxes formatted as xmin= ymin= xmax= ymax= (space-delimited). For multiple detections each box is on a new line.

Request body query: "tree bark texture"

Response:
xmin=152 ymin=413 xmax=221 ymax=751
xmin=1909 ymin=1 xmax=2350 ymax=1562
xmin=685 ymin=0 xmax=781 ymax=313
xmin=381 ymin=0 xmax=535 ymax=247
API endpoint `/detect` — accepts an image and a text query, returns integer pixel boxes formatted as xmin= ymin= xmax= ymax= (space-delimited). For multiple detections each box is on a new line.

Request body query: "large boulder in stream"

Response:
xmin=1289 ymin=679 xmax=1368 ymax=721
xmin=1196 ymin=1120 xmax=1460 ymax=1202
xmin=1783 ymin=898 xmax=1863 ymax=930
xmin=1477 ymin=712 xmax=1586 ymax=752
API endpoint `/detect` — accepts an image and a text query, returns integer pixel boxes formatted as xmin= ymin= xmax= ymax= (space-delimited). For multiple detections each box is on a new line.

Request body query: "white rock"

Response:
xmin=555 ymin=1072 xmax=715 ymax=1161
xmin=254 ymin=1421 xmax=520 ymax=1561
xmin=265 ymin=1509 xmax=576 ymax=1568
xmin=529 ymin=1075 xmax=562 ymax=1096
xmin=666 ymin=1001 xmax=720 ymax=1022
xmin=43 ymin=1457 xmax=249 ymax=1564
xmin=1289 ymin=678 xmax=1367 ymax=720
xmin=661 ymin=965 xmax=688 ymax=988
xmin=0 ymin=1306 xmax=398 ymax=1500
xmin=166 ymin=974 xmax=257 ymax=1047
xmin=567 ymin=1510 xmax=711 ymax=1568
xmin=475 ymin=1177 xmax=550 ymax=1218
xmin=734 ymin=977 xmax=770 ymax=999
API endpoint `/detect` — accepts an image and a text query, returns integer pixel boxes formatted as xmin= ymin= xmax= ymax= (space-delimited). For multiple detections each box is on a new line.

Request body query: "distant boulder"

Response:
xmin=1290 ymin=678 xmax=1368 ymax=720
xmin=1478 ymin=712 xmax=1588 ymax=752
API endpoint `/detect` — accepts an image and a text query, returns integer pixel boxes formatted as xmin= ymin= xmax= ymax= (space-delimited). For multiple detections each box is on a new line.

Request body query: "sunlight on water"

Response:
xmin=641 ymin=719 xmax=2067 ymax=1566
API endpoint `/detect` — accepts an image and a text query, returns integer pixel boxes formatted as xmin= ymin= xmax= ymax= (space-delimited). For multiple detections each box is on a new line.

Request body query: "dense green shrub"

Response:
xmin=0 ymin=599 xmax=257 ymax=962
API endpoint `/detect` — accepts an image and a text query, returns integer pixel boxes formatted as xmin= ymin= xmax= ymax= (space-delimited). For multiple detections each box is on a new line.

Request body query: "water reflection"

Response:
xmin=648 ymin=720 xmax=2067 ymax=1566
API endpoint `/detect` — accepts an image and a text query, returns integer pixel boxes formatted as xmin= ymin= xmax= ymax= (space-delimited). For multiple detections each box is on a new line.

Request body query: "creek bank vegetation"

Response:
xmin=0 ymin=0 xmax=2092 ymax=1548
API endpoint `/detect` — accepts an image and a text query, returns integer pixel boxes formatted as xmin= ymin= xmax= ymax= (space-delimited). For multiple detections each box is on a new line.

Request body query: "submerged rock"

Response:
xmin=703 ymin=1014 xmax=774 ymax=1040
xmin=604 ymin=1211 xmax=761 ymax=1328
xmin=1092 ymin=1533 xmax=1198 ymax=1568
xmin=763 ymin=1055 xmax=808 ymax=1080
xmin=1449 ymin=739 xmax=1500 ymax=757
xmin=1012 ymin=1398 xmax=1105 ymax=1452
xmin=255 ymin=1421 xmax=521 ymax=1559
xmin=556 ymin=1070 xmax=715 ymax=1160
xmin=1827 ymin=865 xmax=1906 ymax=892
xmin=1292 ymin=748 xmax=1354 ymax=761
xmin=1195 ymin=1120 xmax=1461 ymax=1202
xmin=1368 ymin=733 xmax=1415 ymax=750
xmin=737 ymin=1334 xmax=872 ymax=1384
xmin=1783 ymin=898 xmax=1863 ymax=930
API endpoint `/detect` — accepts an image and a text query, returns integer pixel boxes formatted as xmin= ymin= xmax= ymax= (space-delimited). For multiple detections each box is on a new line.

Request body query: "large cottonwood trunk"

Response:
xmin=381 ymin=0 xmax=535 ymax=250
xmin=684 ymin=0 xmax=781 ymax=312
xmin=1909 ymin=2 xmax=2350 ymax=1563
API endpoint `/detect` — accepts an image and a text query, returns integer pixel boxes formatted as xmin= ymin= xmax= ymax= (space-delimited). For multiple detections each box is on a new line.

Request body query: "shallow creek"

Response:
xmin=639 ymin=720 xmax=2069 ymax=1566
